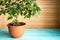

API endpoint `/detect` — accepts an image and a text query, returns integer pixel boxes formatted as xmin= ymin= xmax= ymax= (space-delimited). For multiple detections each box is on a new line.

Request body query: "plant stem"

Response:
xmin=15 ymin=13 xmax=18 ymax=23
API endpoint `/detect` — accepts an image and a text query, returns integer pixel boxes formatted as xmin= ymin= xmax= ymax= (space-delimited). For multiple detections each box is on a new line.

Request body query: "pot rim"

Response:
xmin=7 ymin=22 xmax=26 ymax=27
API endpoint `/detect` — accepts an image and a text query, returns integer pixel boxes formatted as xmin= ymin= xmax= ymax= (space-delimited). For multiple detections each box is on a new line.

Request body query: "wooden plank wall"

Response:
xmin=0 ymin=0 xmax=59 ymax=28
xmin=58 ymin=0 xmax=60 ymax=28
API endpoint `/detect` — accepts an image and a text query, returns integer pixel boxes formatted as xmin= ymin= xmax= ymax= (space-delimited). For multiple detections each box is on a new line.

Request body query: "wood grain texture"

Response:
xmin=58 ymin=0 xmax=60 ymax=28
xmin=0 ymin=0 xmax=59 ymax=28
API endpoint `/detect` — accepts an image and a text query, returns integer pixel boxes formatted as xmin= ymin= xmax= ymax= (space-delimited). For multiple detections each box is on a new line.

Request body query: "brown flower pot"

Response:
xmin=7 ymin=22 xmax=26 ymax=38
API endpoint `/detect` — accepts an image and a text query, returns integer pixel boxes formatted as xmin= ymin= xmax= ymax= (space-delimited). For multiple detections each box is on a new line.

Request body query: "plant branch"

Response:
xmin=15 ymin=13 xmax=18 ymax=23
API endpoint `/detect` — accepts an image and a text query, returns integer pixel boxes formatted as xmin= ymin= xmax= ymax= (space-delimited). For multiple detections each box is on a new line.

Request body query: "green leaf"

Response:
xmin=0 ymin=1 xmax=3 ymax=5
xmin=11 ymin=2 xmax=16 ymax=5
xmin=36 ymin=7 xmax=41 ymax=13
xmin=0 ymin=8 xmax=6 ymax=15
xmin=4 ymin=0 xmax=8 ymax=3
xmin=23 ymin=10 xmax=27 ymax=15
xmin=0 ymin=12 xmax=2 ymax=15
xmin=17 ymin=0 xmax=19 ymax=1
xmin=8 ymin=0 xmax=11 ymax=3
xmin=7 ymin=15 xmax=13 ymax=20
xmin=24 ymin=11 xmax=31 ymax=18
xmin=5 ymin=3 xmax=10 ymax=8
xmin=16 ymin=3 xmax=20 ymax=10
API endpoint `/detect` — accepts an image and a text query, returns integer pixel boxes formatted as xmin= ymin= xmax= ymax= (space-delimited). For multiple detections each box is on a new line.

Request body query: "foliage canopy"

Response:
xmin=0 ymin=0 xmax=41 ymax=25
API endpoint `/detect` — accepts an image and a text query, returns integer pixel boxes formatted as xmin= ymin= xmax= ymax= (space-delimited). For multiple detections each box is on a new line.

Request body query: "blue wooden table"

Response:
xmin=0 ymin=28 xmax=60 ymax=40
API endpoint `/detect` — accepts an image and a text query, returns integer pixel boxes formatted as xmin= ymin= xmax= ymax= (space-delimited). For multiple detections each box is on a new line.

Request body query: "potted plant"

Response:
xmin=0 ymin=0 xmax=41 ymax=38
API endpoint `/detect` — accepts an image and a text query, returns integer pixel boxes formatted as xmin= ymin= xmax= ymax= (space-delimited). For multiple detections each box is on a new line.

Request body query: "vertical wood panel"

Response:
xmin=58 ymin=0 xmax=60 ymax=28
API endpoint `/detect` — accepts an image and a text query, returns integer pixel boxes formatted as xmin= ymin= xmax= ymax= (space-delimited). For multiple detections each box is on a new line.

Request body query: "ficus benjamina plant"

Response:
xmin=0 ymin=0 xmax=41 ymax=25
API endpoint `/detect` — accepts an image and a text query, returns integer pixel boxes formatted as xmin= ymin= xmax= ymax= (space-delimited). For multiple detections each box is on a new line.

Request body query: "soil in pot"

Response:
xmin=7 ymin=22 xmax=26 ymax=38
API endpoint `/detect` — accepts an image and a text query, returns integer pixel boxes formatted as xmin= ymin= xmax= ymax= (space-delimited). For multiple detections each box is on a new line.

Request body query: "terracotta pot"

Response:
xmin=7 ymin=22 xmax=26 ymax=38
